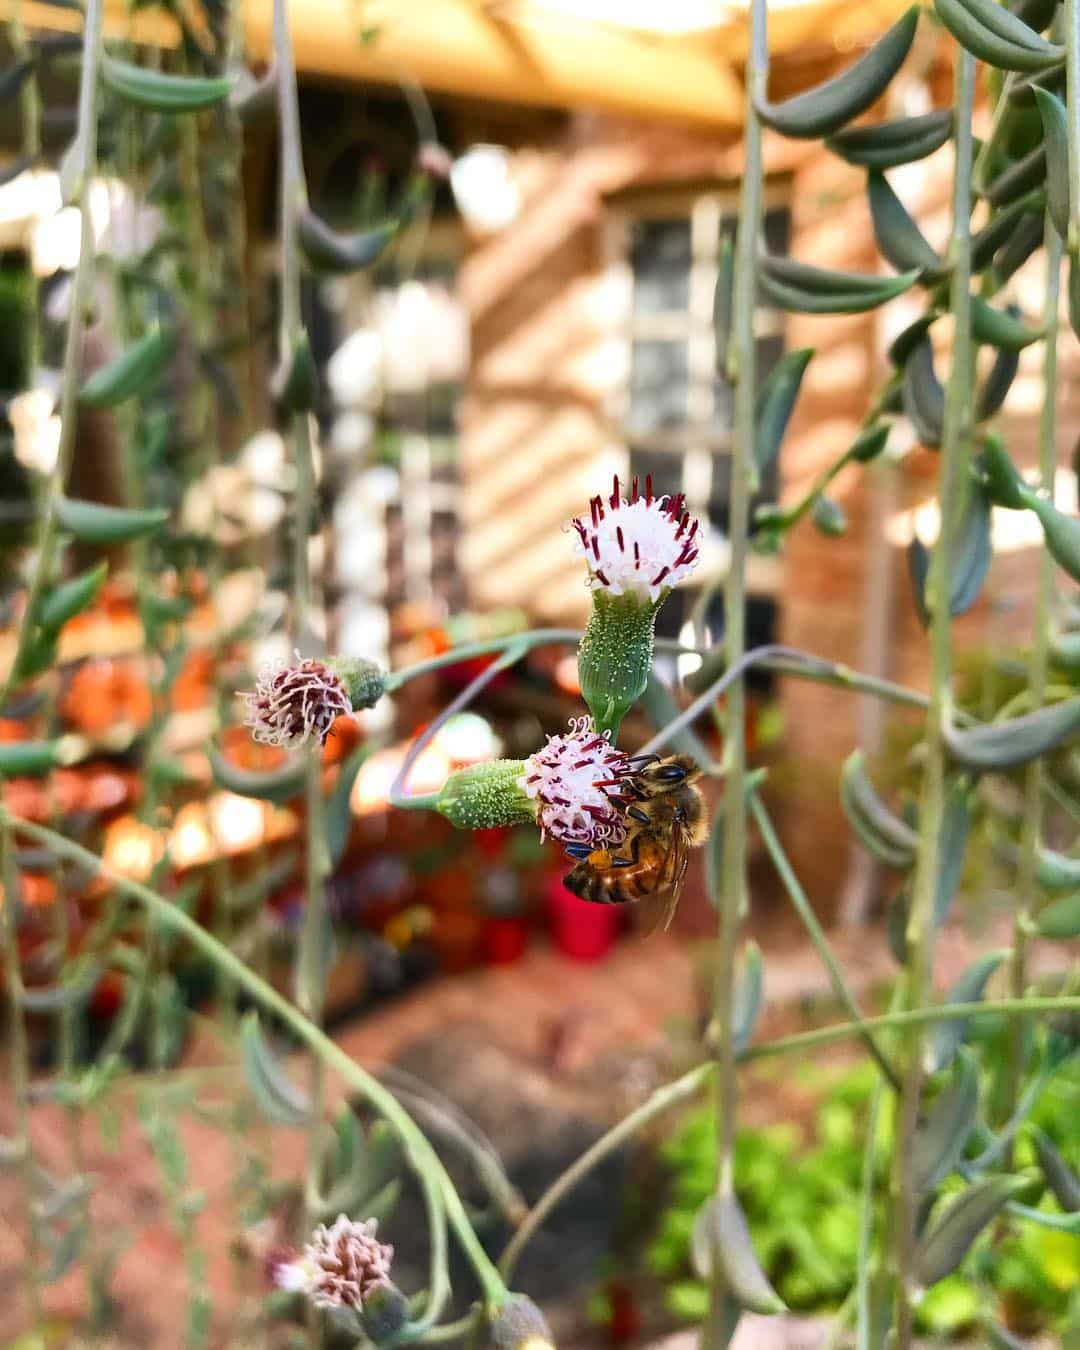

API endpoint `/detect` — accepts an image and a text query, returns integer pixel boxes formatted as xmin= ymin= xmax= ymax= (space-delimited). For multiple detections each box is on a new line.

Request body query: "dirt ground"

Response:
xmin=0 ymin=915 xmax=1070 ymax=1348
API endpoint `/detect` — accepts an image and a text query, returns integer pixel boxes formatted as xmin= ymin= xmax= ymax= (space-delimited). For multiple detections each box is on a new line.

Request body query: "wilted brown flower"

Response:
xmin=241 ymin=655 xmax=352 ymax=748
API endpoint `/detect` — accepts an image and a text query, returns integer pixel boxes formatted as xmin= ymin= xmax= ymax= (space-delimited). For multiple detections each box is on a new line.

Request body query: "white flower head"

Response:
xmin=569 ymin=474 xmax=700 ymax=604
xmin=274 ymin=1215 xmax=394 ymax=1312
xmin=241 ymin=653 xmax=352 ymax=748
xmin=519 ymin=716 xmax=634 ymax=851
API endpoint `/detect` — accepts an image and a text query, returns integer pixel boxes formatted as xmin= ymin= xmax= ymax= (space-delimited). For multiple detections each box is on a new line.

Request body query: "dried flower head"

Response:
xmin=273 ymin=1216 xmax=394 ymax=1312
xmin=241 ymin=654 xmax=352 ymax=748
xmin=569 ymin=474 xmax=700 ymax=604
xmin=519 ymin=716 xmax=633 ymax=850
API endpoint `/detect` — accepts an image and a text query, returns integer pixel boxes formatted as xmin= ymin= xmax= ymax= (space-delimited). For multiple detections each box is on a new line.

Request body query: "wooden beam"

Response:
xmin=239 ymin=0 xmax=747 ymax=126
xmin=4 ymin=0 xmax=913 ymax=130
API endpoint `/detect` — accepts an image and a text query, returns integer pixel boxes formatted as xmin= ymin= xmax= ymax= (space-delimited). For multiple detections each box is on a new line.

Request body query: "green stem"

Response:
xmin=855 ymin=1085 xmax=883 ymax=1350
xmin=1 ymin=820 xmax=41 ymax=1326
xmin=12 ymin=0 xmax=41 ymax=378
xmin=0 ymin=0 xmax=105 ymax=711
xmin=498 ymin=1061 xmax=712 ymax=1283
xmin=704 ymin=2 xmax=766 ymax=1343
xmin=273 ymin=0 xmax=330 ymax=1328
xmin=892 ymin=46 xmax=976 ymax=1350
xmin=738 ymin=996 xmax=1080 ymax=1061
xmin=384 ymin=628 xmax=942 ymax=723
xmin=1006 ymin=225 xmax=1062 ymax=1133
xmin=1066 ymin=0 xmax=1080 ymax=253
xmin=383 ymin=629 xmax=581 ymax=690
xmin=3 ymin=811 xmax=509 ymax=1311
xmin=389 ymin=643 xmax=525 ymax=809
xmin=748 ymin=793 xmax=900 ymax=1089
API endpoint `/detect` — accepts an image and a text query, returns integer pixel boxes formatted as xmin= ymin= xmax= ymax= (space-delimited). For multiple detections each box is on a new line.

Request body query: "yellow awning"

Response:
xmin=9 ymin=0 xmax=914 ymax=129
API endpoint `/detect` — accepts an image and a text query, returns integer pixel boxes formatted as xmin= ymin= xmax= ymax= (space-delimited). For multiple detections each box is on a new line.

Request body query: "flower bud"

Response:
xmin=577 ymin=590 xmax=657 ymax=738
xmin=435 ymin=760 xmax=536 ymax=830
xmin=569 ymin=476 xmax=700 ymax=736
xmin=329 ymin=656 xmax=387 ymax=711
xmin=360 ymin=1282 xmax=411 ymax=1343
xmin=488 ymin=1294 xmax=555 ymax=1350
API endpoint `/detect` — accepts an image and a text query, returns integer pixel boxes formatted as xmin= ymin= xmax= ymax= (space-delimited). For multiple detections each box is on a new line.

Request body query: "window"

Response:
xmin=610 ymin=188 xmax=790 ymax=653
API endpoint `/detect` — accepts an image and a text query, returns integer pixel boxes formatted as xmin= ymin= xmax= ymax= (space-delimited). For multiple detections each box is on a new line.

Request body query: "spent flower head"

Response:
xmin=519 ymin=716 xmax=633 ymax=850
xmin=569 ymin=474 xmax=700 ymax=605
xmin=241 ymin=654 xmax=385 ymax=748
xmin=273 ymin=1215 xmax=394 ymax=1312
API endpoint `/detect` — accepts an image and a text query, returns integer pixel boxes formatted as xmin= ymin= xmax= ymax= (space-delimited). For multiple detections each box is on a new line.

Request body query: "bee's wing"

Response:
xmin=639 ymin=821 xmax=692 ymax=936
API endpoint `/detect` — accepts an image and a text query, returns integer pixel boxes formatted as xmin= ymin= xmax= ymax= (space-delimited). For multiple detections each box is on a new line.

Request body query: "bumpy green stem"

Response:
xmin=1005 ymin=226 xmax=1062 ymax=1132
xmin=0 ymin=0 xmax=105 ymax=710
xmin=891 ymin=46 xmax=976 ymax=1349
xmin=704 ymin=2 xmax=767 ymax=1344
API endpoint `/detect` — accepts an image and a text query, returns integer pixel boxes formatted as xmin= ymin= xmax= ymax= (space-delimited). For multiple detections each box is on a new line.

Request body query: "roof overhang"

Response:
xmin=10 ymin=0 xmax=913 ymax=130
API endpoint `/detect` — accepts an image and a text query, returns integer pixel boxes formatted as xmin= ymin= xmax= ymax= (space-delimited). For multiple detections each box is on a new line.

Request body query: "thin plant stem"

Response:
xmin=1005 ymin=225 xmax=1062 ymax=1132
xmin=1066 ymin=0 xmax=1080 ymax=254
xmin=892 ymin=46 xmax=976 ymax=1349
xmin=748 ymin=793 xmax=900 ymax=1088
xmin=12 ymin=0 xmax=41 ymax=378
xmin=1 ymin=820 xmax=41 ymax=1326
xmin=498 ymin=1061 xmax=713 ymax=1282
xmin=704 ymin=1 xmax=766 ymax=1343
xmin=4 ymin=811 xmax=510 ymax=1312
xmin=737 ymin=996 xmax=1080 ymax=1060
xmin=855 ymin=1084 xmax=883 ymax=1350
xmin=271 ymin=1 xmax=332 ymax=1327
xmin=0 ymin=0 xmax=106 ymax=711
xmin=389 ymin=643 xmax=526 ymax=809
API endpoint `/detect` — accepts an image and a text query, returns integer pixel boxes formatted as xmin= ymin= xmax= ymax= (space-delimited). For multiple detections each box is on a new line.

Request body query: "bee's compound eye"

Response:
xmin=654 ymin=764 xmax=689 ymax=781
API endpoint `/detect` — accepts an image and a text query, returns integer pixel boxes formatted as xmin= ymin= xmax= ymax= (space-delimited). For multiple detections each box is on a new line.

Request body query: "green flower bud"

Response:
xmin=435 ymin=760 xmax=536 ymax=830
xmin=569 ymin=476 xmax=700 ymax=737
xmin=488 ymin=1294 xmax=555 ymax=1350
xmin=360 ymin=1283 xmax=411 ymax=1343
xmin=577 ymin=590 xmax=658 ymax=738
xmin=329 ymin=656 xmax=387 ymax=711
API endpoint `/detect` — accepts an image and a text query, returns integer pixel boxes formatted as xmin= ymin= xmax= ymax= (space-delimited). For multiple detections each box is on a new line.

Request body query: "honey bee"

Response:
xmin=562 ymin=754 xmax=708 ymax=931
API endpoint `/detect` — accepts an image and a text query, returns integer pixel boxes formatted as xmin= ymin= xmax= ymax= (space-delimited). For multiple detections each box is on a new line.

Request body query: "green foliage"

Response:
xmin=648 ymin=1053 xmax=1080 ymax=1335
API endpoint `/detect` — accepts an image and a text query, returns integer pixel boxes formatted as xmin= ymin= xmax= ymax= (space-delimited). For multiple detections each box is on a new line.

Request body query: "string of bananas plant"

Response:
xmin=1 ymin=0 xmax=1079 ymax=1347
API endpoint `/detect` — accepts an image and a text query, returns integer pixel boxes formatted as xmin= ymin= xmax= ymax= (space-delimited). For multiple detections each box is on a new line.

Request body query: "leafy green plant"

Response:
xmin=649 ymin=1052 xmax=1079 ymax=1338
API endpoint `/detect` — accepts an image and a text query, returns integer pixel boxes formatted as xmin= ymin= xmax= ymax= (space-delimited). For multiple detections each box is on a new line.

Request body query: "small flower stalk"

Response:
xmin=273 ymin=1215 xmax=407 ymax=1338
xmin=435 ymin=759 xmax=537 ymax=830
xmin=241 ymin=654 xmax=386 ymax=748
xmin=518 ymin=716 xmax=633 ymax=851
xmin=571 ymin=476 xmax=700 ymax=736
